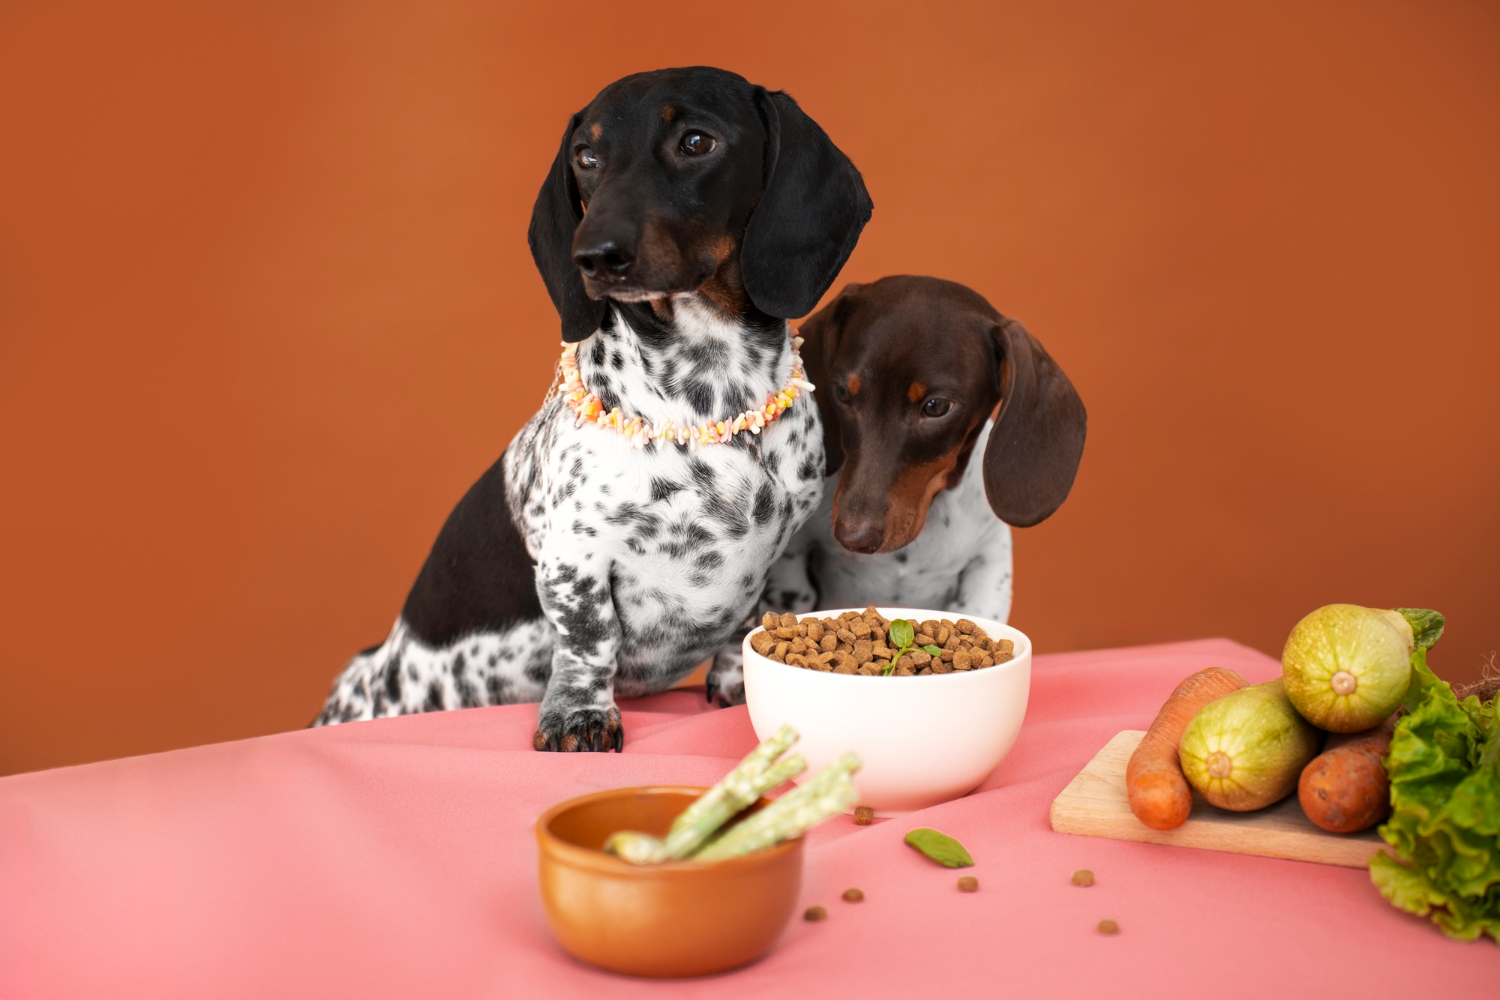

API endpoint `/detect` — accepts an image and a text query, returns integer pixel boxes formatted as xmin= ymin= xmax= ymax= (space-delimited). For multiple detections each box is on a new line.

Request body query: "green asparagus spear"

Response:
xmin=662 ymin=753 xmax=807 ymax=859
xmin=694 ymin=774 xmax=857 ymax=861
xmin=659 ymin=724 xmax=801 ymax=859
xmin=602 ymin=830 xmax=668 ymax=864
xmin=694 ymin=753 xmax=862 ymax=861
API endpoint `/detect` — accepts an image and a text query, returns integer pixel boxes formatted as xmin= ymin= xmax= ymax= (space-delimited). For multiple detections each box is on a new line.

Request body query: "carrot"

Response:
xmin=1297 ymin=717 xmax=1395 ymax=833
xmin=1127 ymin=667 xmax=1249 ymax=830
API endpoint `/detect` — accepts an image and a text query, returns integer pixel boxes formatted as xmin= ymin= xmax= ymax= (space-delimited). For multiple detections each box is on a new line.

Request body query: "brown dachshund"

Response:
xmin=706 ymin=275 xmax=1085 ymax=705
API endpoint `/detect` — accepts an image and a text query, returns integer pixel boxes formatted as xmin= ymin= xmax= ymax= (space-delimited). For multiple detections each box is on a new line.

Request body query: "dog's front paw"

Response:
xmin=705 ymin=671 xmax=745 ymax=708
xmin=533 ymin=706 xmax=624 ymax=752
xmin=705 ymin=654 xmax=746 ymax=708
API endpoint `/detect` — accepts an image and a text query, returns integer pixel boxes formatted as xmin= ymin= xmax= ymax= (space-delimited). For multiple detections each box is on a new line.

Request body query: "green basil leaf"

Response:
xmin=923 ymin=645 xmax=942 ymax=656
xmin=904 ymin=828 xmax=974 ymax=868
xmin=889 ymin=619 xmax=914 ymax=648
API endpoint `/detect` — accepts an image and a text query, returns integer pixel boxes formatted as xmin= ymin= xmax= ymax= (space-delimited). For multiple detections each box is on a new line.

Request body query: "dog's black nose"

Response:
xmin=573 ymin=240 xmax=635 ymax=281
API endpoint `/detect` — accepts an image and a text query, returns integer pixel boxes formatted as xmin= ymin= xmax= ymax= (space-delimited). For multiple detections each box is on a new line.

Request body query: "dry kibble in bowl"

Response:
xmin=751 ymin=609 xmax=1016 ymax=676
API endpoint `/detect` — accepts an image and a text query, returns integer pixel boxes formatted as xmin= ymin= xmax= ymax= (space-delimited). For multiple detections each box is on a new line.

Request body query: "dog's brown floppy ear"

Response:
xmin=528 ymin=111 xmax=607 ymax=343
xmin=797 ymin=284 xmax=864 ymax=476
xmin=742 ymin=90 xmax=873 ymax=320
xmin=982 ymin=317 xmax=1087 ymax=527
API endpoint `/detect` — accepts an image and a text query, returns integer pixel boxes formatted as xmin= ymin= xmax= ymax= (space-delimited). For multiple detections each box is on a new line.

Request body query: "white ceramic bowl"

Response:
xmin=742 ymin=607 xmax=1031 ymax=814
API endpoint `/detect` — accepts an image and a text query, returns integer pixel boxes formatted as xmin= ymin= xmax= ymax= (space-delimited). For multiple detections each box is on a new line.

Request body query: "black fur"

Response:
xmin=527 ymin=68 xmax=871 ymax=339
xmin=741 ymin=90 xmax=873 ymax=319
xmin=400 ymin=458 xmax=542 ymax=646
xmin=528 ymin=112 xmax=605 ymax=343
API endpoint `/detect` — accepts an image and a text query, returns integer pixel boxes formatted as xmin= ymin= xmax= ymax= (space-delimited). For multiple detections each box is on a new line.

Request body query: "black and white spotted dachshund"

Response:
xmin=315 ymin=67 xmax=872 ymax=751
xmin=704 ymin=275 xmax=1086 ymax=705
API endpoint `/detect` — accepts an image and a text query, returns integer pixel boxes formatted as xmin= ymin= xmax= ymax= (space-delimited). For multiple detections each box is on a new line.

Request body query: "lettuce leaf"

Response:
xmin=1370 ymin=648 xmax=1500 ymax=943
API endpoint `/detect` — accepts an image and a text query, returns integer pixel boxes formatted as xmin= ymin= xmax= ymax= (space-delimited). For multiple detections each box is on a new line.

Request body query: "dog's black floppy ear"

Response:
xmin=982 ymin=318 xmax=1087 ymax=527
xmin=528 ymin=112 xmax=607 ymax=343
xmin=797 ymin=283 xmax=864 ymax=476
xmin=742 ymin=90 xmax=873 ymax=319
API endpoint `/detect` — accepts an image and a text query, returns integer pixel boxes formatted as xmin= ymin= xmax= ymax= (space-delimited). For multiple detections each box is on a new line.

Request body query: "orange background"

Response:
xmin=3 ymin=1 xmax=1497 ymax=775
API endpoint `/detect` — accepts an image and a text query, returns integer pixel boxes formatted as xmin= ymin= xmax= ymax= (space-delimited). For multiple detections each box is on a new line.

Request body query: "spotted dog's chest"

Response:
xmin=507 ymin=378 xmax=823 ymax=683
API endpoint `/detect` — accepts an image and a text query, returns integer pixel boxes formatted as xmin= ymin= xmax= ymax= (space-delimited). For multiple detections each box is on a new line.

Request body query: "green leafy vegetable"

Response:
xmin=1369 ymin=648 xmax=1500 ymax=943
xmin=1395 ymin=608 xmax=1446 ymax=652
xmin=889 ymin=619 xmax=914 ymax=648
xmin=882 ymin=617 xmax=918 ymax=680
xmin=904 ymin=828 xmax=974 ymax=868
xmin=923 ymin=645 xmax=942 ymax=656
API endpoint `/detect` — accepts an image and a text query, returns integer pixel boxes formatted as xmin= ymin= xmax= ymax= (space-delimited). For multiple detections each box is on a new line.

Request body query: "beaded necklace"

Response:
xmin=555 ymin=333 xmax=814 ymax=450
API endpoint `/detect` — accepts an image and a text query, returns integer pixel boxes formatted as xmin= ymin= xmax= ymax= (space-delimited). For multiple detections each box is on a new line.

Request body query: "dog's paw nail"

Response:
xmin=534 ymin=708 xmax=625 ymax=753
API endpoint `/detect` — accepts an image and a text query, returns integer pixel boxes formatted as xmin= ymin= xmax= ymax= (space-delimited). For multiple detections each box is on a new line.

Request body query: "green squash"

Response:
xmin=1179 ymin=679 xmax=1322 ymax=811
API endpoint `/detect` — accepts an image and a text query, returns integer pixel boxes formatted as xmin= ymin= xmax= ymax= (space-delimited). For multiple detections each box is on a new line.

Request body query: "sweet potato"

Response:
xmin=1127 ymin=667 xmax=1249 ymax=830
xmin=1297 ymin=717 xmax=1395 ymax=833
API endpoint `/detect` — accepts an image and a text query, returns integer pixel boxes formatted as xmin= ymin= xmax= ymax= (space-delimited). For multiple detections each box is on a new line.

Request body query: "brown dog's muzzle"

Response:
xmin=831 ymin=489 xmax=886 ymax=554
xmin=832 ymin=452 xmax=959 ymax=555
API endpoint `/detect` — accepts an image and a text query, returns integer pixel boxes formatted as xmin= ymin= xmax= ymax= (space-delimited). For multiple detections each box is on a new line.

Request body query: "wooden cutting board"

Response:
xmin=1049 ymin=730 xmax=1389 ymax=868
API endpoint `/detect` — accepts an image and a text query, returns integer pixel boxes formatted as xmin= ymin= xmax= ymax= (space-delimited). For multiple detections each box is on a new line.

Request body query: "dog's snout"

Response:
xmin=573 ymin=240 xmax=635 ymax=281
xmin=833 ymin=517 xmax=886 ymax=555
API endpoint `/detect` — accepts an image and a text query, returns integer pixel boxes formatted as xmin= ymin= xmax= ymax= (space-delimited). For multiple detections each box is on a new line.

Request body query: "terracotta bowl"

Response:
xmin=535 ymin=786 xmax=804 ymax=978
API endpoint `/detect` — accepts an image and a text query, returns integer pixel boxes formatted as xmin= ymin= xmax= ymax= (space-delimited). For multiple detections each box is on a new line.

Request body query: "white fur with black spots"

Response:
xmin=316 ymin=298 xmax=824 ymax=746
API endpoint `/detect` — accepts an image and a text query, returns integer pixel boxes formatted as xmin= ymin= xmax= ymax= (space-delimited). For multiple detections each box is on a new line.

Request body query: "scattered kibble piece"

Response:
xmin=804 ymin=905 xmax=828 ymax=922
xmin=957 ymin=875 xmax=979 ymax=892
xmin=854 ymin=806 xmax=875 ymax=825
xmin=1071 ymin=869 xmax=1095 ymax=887
xmin=1097 ymin=919 xmax=1119 ymax=935
xmin=842 ymin=888 xmax=864 ymax=902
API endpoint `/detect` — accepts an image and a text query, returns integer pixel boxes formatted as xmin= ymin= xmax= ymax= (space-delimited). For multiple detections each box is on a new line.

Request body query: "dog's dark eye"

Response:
xmin=832 ymin=382 xmax=852 ymax=404
xmin=678 ymin=131 xmax=716 ymax=157
xmin=575 ymin=146 xmax=599 ymax=169
xmin=921 ymin=397 xmax=952 ymax=418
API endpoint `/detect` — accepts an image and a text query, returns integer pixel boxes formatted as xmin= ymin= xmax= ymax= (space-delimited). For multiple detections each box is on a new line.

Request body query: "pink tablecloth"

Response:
xmin=1 ymin=639 xmax=1492 ymax=998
